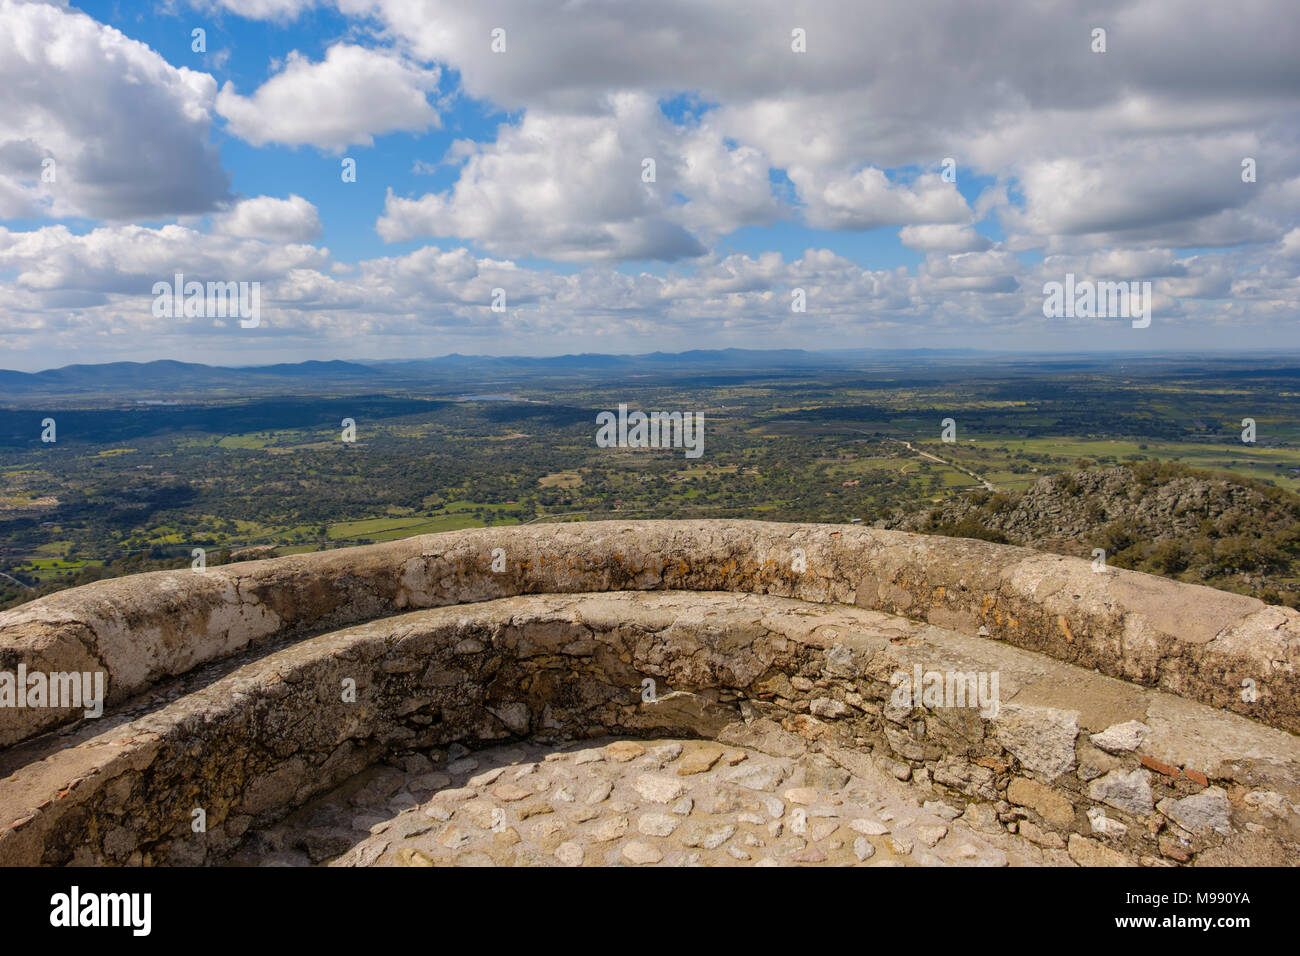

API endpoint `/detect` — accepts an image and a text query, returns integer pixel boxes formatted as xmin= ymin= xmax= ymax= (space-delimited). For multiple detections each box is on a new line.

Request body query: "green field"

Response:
xmin=6 ymin=354 xmax=1300 ymax=609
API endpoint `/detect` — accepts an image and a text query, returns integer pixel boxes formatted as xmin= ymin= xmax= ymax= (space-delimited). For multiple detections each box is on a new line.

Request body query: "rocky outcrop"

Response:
xmin=886 ymin=465 xmax=1300 ymax=605
xmin=0 ymin=521 xmax=1296 ymax=867
xmin=892 ymin=467 xmax=1291 ymax=545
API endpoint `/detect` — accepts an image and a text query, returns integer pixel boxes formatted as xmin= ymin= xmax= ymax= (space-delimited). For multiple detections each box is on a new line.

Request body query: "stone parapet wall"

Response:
xmin=0 ymin=591 xmax=1294 ymax=866
xmin=1 ymin=521 xmax=1295 ymax=749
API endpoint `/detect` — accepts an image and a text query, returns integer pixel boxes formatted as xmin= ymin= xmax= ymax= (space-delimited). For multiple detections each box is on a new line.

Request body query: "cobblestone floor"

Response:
xmin=231 ymin=737 xmax=1062 ymax=867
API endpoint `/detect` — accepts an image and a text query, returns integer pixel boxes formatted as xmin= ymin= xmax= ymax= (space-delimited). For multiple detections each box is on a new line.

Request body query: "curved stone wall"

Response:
xmin=2 ymin=589 xmax=1297 ymax=866
xmin=1 ymin=521 xmax=1294 ymax=747
xmin=0 ymin=521 xmax=1296 ymax=867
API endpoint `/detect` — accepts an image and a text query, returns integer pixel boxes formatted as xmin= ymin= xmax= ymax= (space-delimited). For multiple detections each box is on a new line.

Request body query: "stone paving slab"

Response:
xmin=231 ymin=736 xmax=1061 ymax=868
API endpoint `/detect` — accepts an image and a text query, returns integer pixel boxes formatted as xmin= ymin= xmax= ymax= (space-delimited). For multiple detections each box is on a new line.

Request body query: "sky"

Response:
xmin=0 ymin=0 xmax=1298 ymax=371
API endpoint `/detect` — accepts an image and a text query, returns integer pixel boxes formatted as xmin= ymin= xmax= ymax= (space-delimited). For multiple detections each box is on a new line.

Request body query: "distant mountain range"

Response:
xmin=0 ymin=348 xmax=981 ymax=398
xmin=2 ymin=348 xmax=1294 ymax=400
xmin=0 ymin=359 xmax=381 ymax=395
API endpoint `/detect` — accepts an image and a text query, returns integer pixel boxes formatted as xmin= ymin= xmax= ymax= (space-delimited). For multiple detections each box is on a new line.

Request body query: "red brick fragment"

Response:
xmin=1141 ymin=754 xmax=1179 ymax=778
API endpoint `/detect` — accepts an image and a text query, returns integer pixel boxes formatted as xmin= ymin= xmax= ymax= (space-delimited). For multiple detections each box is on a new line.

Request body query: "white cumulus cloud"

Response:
xmin=216 ymin=44 xmax=441 ymax=152
xmin=0 ymin=0 xmax=230 ymax=219
xmin=213 ymin=194 xmax=322 ymax=241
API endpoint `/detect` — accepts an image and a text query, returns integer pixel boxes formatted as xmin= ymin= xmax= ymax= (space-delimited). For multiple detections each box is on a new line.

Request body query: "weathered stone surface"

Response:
xmin=1089 ymin=721 xmax=1149 ymax=754
xmin=0 ymin=521 xmax=1296 ymax=868
xmin=726 ymin=763 xmax=787 ymax=792
xmin=676 ymin=746 xmax=723 ymax=776
xmin=782 ymin=787 xmax=819 ymax=805
xmin=683 ymin=824 xmax=736 ymax=850
xmin=492 ymin=783 xmax=532 ymax=802
xmin=923 ymin=801 xmax=962 ymax=822
xmin=810 ymin=698 xmax=850 ymax=719
xmin=932 ymin=757 xmax=998 ymax=801
xmin=394 ymin=847 xmax=434 ymax=867
xmin=633 ymin=775 xmax=687 ymax=804
xmin=555 ymin=841 xmax=583 ymax=866
xmin=621 ymin=841 xmax=662 ymax=865
xmin=590 ymin=815 xmax=630 ymax=842
xmin=1016 ymin=820 xmax=1064 ymax=848
xmin=1086 ymin=806 xmax=1128 ymax=838
xmin=1007 ymin=777 xmax=1075 ymax=827
xmin=604 ymin=742 xmax=646 ymax=763
xmin=1067 ymin=834 xmax=1136 ymax=867
xmin=247 ymin=736 xmax=1040 ymax=868
xmin=2 ymin=519 xmax=1295 ymax=752
xmin=637 ymin=813 xmax=680 ymax=837
xmin=849 ymin=817 xmax=889 ymax=836
xmin=917 ymin=825 xmax=948 ymax=847
xmin=1088 ymin=769 xmax=1155 ymax=816
xmin=994 ymin=705 xmax=1079 ymax=780
xmin=1158 ymin=788 xmax=1232 ymax=836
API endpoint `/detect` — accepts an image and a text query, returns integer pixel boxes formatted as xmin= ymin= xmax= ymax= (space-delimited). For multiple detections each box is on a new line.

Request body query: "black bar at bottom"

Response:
xmin=3 ymin=864 xmax=1276 ymax=944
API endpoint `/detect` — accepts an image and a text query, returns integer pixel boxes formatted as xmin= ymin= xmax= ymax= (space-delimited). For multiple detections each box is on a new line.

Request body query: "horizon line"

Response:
xmin=7 ymin=345 xmax=1300 ymax=378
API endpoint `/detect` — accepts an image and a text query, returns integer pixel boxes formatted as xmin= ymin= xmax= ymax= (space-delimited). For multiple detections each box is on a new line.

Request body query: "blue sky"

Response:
xmin=0 ymin=0 xmax=1296 ymax=370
